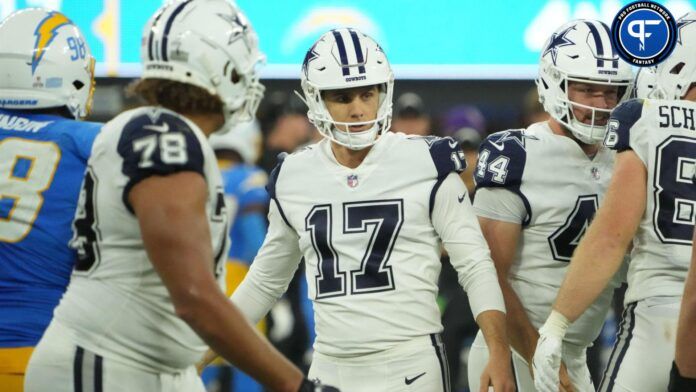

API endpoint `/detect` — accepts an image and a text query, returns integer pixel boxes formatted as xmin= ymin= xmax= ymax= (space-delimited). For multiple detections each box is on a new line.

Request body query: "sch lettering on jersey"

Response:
xmin=117 ymin=111 xmax=205 ymax=213
xmin=658 ymin=105 xmax=696 ymax=131
xmin=0 ymin=114 xmax=51 ymax=133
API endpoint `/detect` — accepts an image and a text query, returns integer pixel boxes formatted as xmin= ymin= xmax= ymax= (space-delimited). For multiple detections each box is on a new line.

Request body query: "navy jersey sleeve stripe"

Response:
xmin=605 ymin=99 xmax=644 ymax=152
xmin=117 ymin=112 xmax=205 ymax=213
xmin=266 ymin=152 xmax=293 ymax=229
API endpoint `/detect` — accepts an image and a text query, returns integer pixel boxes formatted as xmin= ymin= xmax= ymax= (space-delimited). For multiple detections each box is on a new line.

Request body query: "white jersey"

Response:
xmin=605 ymin=98 xmax=695 ymax=304
xmin=53 ymin=107 xmax=229 ymax=373
xmin=232 ymin=132 xmax=504 ymax=357
xmin=473 ymin=122 xmax=618 ymax=347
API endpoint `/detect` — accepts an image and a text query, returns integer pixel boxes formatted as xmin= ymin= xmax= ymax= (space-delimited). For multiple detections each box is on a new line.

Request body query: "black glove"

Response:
xmin=669 ymin=361 xmax=696 ymax=392
xmin=297 ymin=377 xmax=341 ymax=392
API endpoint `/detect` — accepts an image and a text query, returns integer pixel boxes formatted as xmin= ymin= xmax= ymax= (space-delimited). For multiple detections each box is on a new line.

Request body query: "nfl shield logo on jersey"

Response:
xmin=347 ymin=174 xmax=359 ymax=188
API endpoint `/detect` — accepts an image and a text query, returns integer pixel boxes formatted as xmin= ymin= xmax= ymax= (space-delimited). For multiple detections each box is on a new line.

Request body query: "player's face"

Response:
xmin=567 ymin=81 xmax=619 ymax=126
xmin=322 ymin=85 xmax=380 ymax=132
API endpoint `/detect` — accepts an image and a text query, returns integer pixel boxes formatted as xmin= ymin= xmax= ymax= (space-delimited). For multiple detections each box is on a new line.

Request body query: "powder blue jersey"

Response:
xmin=0 ymin=109 xmax=100 ymax=347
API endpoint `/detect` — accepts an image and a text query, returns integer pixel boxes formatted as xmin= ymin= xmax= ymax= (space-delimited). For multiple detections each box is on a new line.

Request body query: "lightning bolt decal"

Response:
xmin=32 ymin=12 xmax=71 ymax=74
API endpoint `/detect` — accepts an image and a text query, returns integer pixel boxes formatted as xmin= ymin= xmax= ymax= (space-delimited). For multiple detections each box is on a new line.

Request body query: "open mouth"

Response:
xmin=349 ymin=124 xmax=369 ymax=132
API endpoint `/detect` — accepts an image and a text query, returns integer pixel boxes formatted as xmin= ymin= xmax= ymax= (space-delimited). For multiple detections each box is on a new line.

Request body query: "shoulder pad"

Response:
xmin=604 ymin=99 xmax=644 ymax=152
xmin=117 ymin=110 xmax=205 ymax=212
xmin=422 ymin=136 xmax=466 ymax=178
xmin=474 ymin=129 xmax=529 ymax=190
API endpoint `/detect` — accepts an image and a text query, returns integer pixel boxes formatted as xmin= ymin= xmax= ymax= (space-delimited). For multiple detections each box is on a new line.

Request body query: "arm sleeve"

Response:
xmin=230 ymin=200 xmax=303 ymax=324
xmin=472 ymin=187 xmax=527 ymax=224
xmin=432 ymin=172 xmax=506 ymax=318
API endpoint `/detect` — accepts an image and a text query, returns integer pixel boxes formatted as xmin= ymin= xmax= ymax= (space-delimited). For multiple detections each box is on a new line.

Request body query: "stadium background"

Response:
xmin=3 ymin=0 xmax=695 ymax=391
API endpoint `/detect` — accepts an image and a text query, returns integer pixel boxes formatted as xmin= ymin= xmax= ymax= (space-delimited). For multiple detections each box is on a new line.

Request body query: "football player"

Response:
xmin=228 ymin=28 xmax=514 ymax=392
xmin=0 ymin=9 xmax=100 ymax=392
xmin=24 ymin=2 xmax=334 ymax=392
xmin=533 ymin=12 xmax=696 ymax=392
xmin=467 ymin=19 xmax=633 ymax=392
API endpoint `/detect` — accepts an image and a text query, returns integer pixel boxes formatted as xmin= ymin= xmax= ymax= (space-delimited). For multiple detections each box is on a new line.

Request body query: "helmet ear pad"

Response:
xmin=536 ymin=19 xmax=634 ymax=144
xmin=140 ymin=0 xmax=265 ymax=134
xmin=299 ymin=28 xmax=394 ymax=150
xmin=0 ymin=9 xmax=95 ymax=119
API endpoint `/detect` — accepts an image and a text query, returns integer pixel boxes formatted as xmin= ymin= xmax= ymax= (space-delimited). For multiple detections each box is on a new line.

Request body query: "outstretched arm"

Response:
xmin=533 ymin=150 xmax=645 ymax=392
xmin=131 ymin=172 xmax=303 ymax=392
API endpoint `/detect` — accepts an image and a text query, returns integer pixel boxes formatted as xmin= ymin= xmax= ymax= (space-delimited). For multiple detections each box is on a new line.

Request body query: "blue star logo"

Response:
xmin=543 ymin=26 xmax=576 ymax=65
xmin=677 ymin=19 xmax=695 ymax=45
xmin=302 ymin=43 xmax=319 ymax=77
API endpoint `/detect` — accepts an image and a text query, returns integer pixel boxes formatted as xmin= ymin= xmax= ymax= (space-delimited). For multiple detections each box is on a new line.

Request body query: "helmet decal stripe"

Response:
xmin=331 ymin=30 xmax=350 ymax=76
xmin=147 ymin=7 xmax=167 ymax=61
xmin=161 ymin=0 xmax=193 ymax=62
xmin=585 ymin=21 xmax=606 ymax=68
xmin=32 ymin=12 xmax=71 ymax=74
xmin=597 ymin=21 xmax=619 ymax=69
xmin=348 ymin=29 xmax=366 ymax=74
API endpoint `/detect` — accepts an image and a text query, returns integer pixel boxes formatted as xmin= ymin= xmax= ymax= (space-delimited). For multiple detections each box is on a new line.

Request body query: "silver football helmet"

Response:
xmin=536 ymin=19 xmax=633 ymax=144
xmin=141 ymin=0 xmax=265 ymax=133
xmin=299 ymin=28 xmax=394 ymax=150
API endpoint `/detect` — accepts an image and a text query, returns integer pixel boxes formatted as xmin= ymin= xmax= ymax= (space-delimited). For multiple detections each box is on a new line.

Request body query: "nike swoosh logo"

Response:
xmin=448 ymin=139 xmax=459 ymax=149
xmin=489 ymin=140 xmax=505 ymax=151
xmin=143 ymin=123 xmax=170 ymax=133
xmin=458 ymin=194 xmax=466 ymax=203
xmin=405 ymin=372 xmax=426 ymax=385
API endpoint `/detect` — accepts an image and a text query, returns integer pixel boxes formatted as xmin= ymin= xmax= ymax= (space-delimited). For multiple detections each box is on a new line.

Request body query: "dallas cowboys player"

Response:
xmin=0 ymin=9 xmax=100 ymax=392
xmin=467 ymin=19 xmax=633 ymax=392
xmin=24 ymin=2 xmax=333 ymax=392
xmin=229 ymin=28 xmax=514 ymax=392
xmin=533 ymin=12 xmax=696 ymax=392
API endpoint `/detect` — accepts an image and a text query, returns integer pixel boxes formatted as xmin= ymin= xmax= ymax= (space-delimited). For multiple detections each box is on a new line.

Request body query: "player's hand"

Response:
xmin=479 ymin=349 xmax=516 ymax=392
xmin=532 ymin=332 xmax=563 ymax=392
xmin=297 ymin=378 xmax=340 ymax=392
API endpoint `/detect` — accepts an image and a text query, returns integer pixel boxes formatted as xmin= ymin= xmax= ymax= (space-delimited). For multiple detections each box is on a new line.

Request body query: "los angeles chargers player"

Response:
xmin=533 ymin=12 xmax=696 ymax=392
xmin=229 ymin=28 xmax=514 ymax=392
xmin=0 ymin=9 xmax=99 ymax=392
xmin=467 ymin=19 xmax=633 ymax=392
xmin=24 ymin=2 xmax=335 ymax=392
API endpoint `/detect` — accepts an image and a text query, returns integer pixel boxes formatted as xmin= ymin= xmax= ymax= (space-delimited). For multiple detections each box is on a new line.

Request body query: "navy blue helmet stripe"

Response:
xmin=349 ymin=29 xmax=366 ymax=74
xmin=147 ymin=7 xmax=167 ymax=61
xmin=161 ymin=0 xmax=193 ymax=62
xmin=598 ymin=21 xmax=620 ymax=68
xmin=585 ymin=21 xmax=605 ymax=68
xmin=332 ymin=30 xmax=350 ymax=76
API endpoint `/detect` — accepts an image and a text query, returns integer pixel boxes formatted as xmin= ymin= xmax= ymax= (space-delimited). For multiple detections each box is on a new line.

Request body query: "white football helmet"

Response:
xmin=635 ymin=66 xmax=660 ymax=99
xmin=142 ymin=0 xmax=265 ymax=133
xmin=208 ymin=118 xmax=262 ymax=163
xmin=300 ymin=28 xmax=394 ymax=150
xmin=536 ymin=19 xmax=633 ymax=144
xmin=0 ymin=8 xmax=95 ymax=119
xmin=653 ymin=12 xmax=696 ymax=100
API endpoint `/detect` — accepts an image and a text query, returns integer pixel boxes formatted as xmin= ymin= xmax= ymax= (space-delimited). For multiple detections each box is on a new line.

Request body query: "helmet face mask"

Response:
xmin=141 ymin=0 xmax=265 ymax=133
xmin=300 ymin=28 xmax=394 ymax=150
xmin=0 ymin=8 xmax=96 ymax=119
xmin=536 ymin=20 xmax=634 ymax=144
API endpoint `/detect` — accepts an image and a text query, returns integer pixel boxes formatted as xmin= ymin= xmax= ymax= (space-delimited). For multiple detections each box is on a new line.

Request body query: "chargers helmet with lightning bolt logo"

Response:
xmin=141 ymin=0 xmax=265 ymax=134
xmin=0 ymin=8 xmax=95 ymax=119
xmin=536 ymin=19 xmax=633 ymax=144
